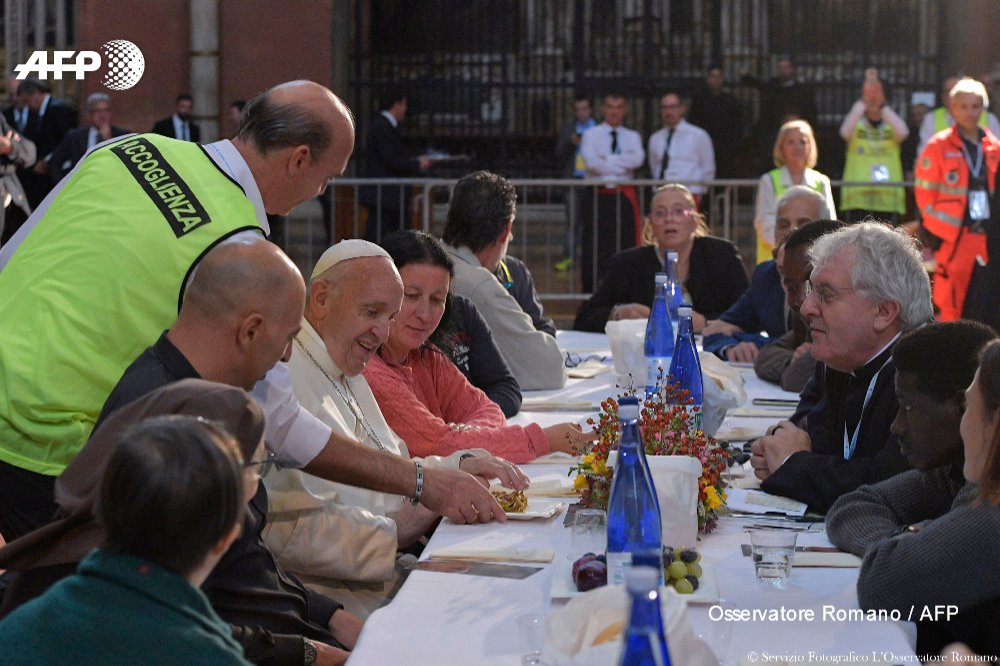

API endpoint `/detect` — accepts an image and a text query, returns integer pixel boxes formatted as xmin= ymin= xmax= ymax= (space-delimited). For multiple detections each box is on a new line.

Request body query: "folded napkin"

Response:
xmin=792 ymin=550 xmax=862 ymax=568
xmin=522 ymin=398 xmax=596 ymax=412
xmin=523 ymin=451 xmax=579 ymax=464
xmin=714 ymin=425 xmax=768 ymax=442
xmin=517 ymin=473 xmax=578 ymax=496
xmin=567 ymin=361 xmax=611 ymax=379
xmin=428 ymin=545 xmax=554 ymax=563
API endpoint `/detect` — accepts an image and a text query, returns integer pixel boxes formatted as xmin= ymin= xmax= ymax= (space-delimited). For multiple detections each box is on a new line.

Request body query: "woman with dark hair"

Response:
xmin=364 ymin=230 xmax=590 ymax=463
xmin=574 ymin=183 xmax=748 ymax=333
xmin=828 ymin=335 xmax=1000 ymax=656
xmin=0 ymin=416 xmax=253 ymax=664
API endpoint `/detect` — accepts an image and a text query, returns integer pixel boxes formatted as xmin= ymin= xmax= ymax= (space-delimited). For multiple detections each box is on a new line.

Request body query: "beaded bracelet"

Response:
xmin=410 ymin=460 xmax=424 ymax=506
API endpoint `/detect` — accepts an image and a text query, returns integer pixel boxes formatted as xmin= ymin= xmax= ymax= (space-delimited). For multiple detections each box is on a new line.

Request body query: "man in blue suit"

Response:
xmin=703 ymin=186 xmax=828 ymax=361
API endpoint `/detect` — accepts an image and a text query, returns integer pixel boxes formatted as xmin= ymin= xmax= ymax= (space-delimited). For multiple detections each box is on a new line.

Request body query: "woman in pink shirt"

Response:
xmin=364 ymin=231 xmax=589 ymax=463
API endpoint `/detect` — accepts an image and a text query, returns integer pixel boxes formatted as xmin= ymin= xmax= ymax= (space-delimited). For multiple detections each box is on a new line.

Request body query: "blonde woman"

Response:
xmin=574 ymin=183 xmax=748 ymax=333
xmin=753 ymin=120 xmax=837 ymax=263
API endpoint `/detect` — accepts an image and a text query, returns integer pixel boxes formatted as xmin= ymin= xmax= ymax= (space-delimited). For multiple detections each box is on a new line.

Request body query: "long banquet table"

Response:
xmin=348 ymin=331 xmax=918 ymax=665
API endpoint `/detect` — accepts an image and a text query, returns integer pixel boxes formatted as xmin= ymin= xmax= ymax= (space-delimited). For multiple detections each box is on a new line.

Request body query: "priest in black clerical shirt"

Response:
xmin=749 ymin=223 xmax=934 ymax=513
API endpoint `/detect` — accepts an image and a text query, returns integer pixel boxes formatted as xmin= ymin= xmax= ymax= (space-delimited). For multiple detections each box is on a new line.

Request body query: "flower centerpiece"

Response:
xmin=572 ymin=377 xmax=730 ymax=533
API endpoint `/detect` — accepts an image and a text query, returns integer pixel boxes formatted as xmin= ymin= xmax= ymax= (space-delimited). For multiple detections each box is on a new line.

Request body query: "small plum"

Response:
xmin=575 ymin=560 xmax=608 ymax=592
xmin=572 ymin=553 xmax=598 ymax=580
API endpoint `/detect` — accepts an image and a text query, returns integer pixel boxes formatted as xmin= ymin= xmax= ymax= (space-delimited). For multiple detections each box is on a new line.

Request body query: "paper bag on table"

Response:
xmin=543 ymin=584 xmax=717 ymax=665
xmin=698 ymin=351 xmax=746 ymax=436
xmin=605 ymin=319 xmax=647 ymax=389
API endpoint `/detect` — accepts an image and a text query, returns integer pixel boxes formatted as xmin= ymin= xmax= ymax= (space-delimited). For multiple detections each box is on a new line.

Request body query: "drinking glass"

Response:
xmin=516 ymin=613 xmax=546 ymax=665
xmin=749 ymin=528 xmax=797 ymax=586
xmin=568 ymin=508 xmax=607 ymax=560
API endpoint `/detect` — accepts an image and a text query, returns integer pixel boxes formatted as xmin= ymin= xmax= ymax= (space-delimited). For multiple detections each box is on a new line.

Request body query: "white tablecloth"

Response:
xmin=348 ymin=333 xmax=917 ymax=665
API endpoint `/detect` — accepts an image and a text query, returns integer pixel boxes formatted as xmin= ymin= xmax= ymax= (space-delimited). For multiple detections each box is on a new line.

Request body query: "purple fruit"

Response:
xmin=572 ymin=553 xmax=597 ymax=580
xmin=575 ymin=560 xmax=608 ymax=592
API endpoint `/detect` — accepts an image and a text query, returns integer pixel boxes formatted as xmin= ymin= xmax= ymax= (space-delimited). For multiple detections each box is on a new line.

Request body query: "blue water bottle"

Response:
xmin=668 ymin=306 xmax=704 ymax=432
xmin=663 ymin=251 xmax=684 ymax=340
xmin=606 ymin=397 xmax=663 ymax=586
xmin=618 ymin=566 xmax=673 ymax=666
xmin=643 ymin=273 xmax=673 ymax=397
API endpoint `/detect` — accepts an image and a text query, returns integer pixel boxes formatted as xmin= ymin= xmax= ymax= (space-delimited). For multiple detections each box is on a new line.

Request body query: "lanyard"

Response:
xmin=960 ymin=137 xmax=984 ymax=179
xmin=842 ymin=356 xmax=892 ymax=460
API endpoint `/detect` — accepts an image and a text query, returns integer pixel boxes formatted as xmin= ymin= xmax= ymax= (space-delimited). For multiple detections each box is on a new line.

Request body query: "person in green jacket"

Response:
xmin=0 ymin=411 xmax=258 ymax=664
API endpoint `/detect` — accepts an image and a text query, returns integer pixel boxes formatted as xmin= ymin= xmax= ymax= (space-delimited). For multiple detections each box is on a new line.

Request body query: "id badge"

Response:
xmin=870 ymin=164 xmax=890 ymax=183
xmin=969 ymin=189 xmax=990 ymax=220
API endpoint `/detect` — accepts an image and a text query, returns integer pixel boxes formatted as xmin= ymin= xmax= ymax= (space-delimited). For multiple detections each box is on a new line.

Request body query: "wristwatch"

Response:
xmin=303 ymin=638 xmax=318 ymax=665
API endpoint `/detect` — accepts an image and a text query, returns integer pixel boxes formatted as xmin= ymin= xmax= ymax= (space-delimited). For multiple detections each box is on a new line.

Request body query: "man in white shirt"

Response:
xmin=647 ymin=91 xmax=716 ymax=197
xmin=579 ymin=93 xmax=645 ymax=292
xmin=151 ymin=94 xmax=201 ymax=143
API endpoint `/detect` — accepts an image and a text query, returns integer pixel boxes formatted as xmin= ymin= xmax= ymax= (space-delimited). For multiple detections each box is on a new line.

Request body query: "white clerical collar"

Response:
xmin=852 ymin=331 xmax=902 ymax=377
xmin=202 ymin=139 xmax=270 ymax=236
xmin=381 ymin=110 xmax=398 ymax=128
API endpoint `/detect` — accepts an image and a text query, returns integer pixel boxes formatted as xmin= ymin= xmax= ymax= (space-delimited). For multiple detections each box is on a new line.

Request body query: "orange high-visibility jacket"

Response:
xmin=914 ymin=126 xmax=1000 ymax=319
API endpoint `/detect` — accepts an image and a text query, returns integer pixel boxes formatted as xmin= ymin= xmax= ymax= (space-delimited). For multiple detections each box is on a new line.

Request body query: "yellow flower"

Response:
xmin=704 ymin=485 xmax=723 ymax=511
xmin=592 ymin=458 xmax=608 ymax=475
xmin=582 ymin=454 xmax=595 ymax=465
xmin=573 ymin=474 xmax=589 ymax=490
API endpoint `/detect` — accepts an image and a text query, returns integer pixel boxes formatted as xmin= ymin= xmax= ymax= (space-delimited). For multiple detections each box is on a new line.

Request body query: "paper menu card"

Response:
xmin=726 ymin=487 xmax=808 ymax=517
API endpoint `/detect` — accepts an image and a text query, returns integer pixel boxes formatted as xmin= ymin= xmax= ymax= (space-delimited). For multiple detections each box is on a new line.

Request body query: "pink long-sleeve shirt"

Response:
xmin=363 ymin=346 xmax=549 ymax=463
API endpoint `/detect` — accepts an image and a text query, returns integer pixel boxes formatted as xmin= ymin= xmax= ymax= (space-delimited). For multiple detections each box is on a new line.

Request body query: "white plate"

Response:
xmin=551 ymin=557 xmax=719 ymax=604
xmin=506 ymin=498 xmax=565 ymax=520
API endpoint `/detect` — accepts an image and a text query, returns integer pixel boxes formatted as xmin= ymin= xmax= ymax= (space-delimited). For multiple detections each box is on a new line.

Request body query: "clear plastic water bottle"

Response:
xmin=606 ymin=397 xmax=663 ymax=586
xmin=668 ymin=306 xmax=704 ymax=432
xmin=618 ymin=565 xmax=673 ymax=666
xmin=644 ymin=273 xmax=673 ymax=397
xmin=663 ymin=251 xmax=684 ymax=341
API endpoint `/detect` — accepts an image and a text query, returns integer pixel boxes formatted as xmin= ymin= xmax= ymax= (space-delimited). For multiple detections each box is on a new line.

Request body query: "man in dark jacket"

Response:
xmin=750 ymin=223 xmax=934 ymax=512
xmin=49 ymin=93 xmax=130 ymax=182
xmin=359 ymin=88 xmax=429 ymax=242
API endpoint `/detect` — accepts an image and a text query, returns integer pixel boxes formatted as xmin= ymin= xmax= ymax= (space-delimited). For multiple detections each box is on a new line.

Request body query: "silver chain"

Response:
xmin=294 ymin=337 xmax=387 ymax=452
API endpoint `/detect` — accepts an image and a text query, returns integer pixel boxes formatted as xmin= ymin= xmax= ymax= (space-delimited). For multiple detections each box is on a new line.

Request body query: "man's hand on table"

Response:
xmin=703 ymin=319 xmax=742 ymax=337
xmin=751 ymin=421 xmax=811 ymax=480
xmin=328 ymin=609 xmax=363 ymax=650
xmin=725 ymin=341 xmax=759 ymax=363
xmin=544 ymin=422 xmax=595 ymax=455
xmin=314 ymin=642 xmax=349 ymax=666
xmin=460 ymin=454 xmax=530 ymax=490
xmin=609 ymin=303 xmax=650 ymax=321
xmin=420 ymin=466 xmax=507 ymax=524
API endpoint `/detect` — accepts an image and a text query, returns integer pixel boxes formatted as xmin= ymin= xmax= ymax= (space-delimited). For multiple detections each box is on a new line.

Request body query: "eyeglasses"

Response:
xmin=564 ymin=352 xmax=607 ymax=368
xmin=803 ymin=280 xmax=855 ymax=306
xmin=245 ymin=450 xmax=276 ymax=479
xmin=650 ymin=207 xmax=692 ymax=221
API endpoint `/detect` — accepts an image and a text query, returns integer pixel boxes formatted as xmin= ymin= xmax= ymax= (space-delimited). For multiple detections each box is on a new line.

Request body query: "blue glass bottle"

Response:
xmin=618 ymin=566 xmax=673 ymax=666
xmin=668 ymin=306 xmax=704 ymax=432
xmin=643 ymin=273 xmax=673 ymax=397
xmin=663 ymin=251 xmax=684 ymax=340
xmin=606 ymin=397 xmax=663 ymax=586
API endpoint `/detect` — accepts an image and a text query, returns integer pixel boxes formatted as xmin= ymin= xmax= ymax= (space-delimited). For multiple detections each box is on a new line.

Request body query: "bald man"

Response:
xmin=0 ymin=81 xmax=504 ymax=541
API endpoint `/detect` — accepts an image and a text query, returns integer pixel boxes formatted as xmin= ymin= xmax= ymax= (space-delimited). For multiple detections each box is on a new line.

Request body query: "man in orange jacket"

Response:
xmin=915 ymin=77 xmax=1000 ymax=321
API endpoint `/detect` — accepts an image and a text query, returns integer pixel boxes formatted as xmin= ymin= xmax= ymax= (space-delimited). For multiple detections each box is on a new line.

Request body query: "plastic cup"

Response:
xmin=749 ymin=529 xmax=797 ymax=587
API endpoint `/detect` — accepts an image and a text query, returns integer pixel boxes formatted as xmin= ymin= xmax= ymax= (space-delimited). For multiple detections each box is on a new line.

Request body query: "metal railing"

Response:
xmin=288 ymin=176 xmax=915 ymax=304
